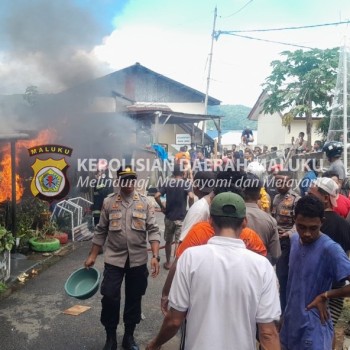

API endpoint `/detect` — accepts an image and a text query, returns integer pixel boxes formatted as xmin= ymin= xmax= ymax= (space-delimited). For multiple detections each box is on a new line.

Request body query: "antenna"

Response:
xmin=327 ymin=41 xmax=350 ymax=173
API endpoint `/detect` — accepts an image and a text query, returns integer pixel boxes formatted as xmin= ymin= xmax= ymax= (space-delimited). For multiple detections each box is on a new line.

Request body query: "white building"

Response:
xmin=248 ymin=91 xmax=322 ymax=148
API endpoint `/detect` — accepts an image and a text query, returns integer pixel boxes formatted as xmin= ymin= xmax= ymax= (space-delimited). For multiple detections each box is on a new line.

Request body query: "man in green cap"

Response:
xmin=146 ymin=192 xmax=281 ymax=350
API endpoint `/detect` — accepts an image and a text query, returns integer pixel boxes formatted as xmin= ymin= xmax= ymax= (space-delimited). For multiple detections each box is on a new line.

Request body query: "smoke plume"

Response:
xmin=0 ymin=0 xmax=140 ymax=162
xmin=0 ymin=0 xmax=107 ymax=92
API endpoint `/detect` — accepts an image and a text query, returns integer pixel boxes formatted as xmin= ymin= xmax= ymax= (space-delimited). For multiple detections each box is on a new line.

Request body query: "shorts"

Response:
xmin=164 ymin=217 xmax=183 ymax=243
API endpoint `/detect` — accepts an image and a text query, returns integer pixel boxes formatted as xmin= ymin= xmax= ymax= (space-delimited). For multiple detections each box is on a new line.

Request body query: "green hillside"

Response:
xmin=207 ymin=104 xmax=256 ymax=131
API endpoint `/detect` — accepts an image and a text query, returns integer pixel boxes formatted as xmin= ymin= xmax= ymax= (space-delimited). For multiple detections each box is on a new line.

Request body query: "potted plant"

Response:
xmin=17 ymin=230 xmax=36 ymax=255
xmin=0 ymin=226 xmax=15 ymax=282
xmin=55 ymin=215 xmax=72 ymax=243
xmin=0 ymin=226 xmax=15 ymax=254
xmin=53 ymin=230 xmax=69 ymax=245
xmin=15 ymin=198 xmax=51 ymax=253
xmin=16 ymin=210 xmax=36 ymax=255
xmin=29 ymin=221 xmax=61 ymax=252
xmin=46 ymin=220 xmax=69 ymax=245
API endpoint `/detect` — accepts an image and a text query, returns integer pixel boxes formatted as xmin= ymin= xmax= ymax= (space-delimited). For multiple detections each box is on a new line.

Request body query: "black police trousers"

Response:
xmin=100 ymin=261 xmax=149 ymax=330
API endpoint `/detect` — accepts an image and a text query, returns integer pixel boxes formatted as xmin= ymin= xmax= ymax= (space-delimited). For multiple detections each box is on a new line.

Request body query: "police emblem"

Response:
xmin=30 ymin=158 xmax=70 ymax=201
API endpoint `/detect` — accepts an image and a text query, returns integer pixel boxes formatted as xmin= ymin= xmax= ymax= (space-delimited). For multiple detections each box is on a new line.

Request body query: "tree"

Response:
xmin=262 ymin=48 xmax=339 ymax=145
xmin=317 ymin=115 xmax=330 ymax=140
xmin=207 ymin=104 xmax=256 ymax=131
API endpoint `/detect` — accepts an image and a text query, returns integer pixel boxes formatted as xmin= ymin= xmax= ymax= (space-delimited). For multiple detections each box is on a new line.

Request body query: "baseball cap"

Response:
xmin=210 ymin=192 xmax=246 ymax=218
xmin=313 ymin=177 xmax=339 ymax=207
xmin=193 ymin=171 xmax=217 ymax=194
xmin=116 ymin=165 xmax=137 ymax=179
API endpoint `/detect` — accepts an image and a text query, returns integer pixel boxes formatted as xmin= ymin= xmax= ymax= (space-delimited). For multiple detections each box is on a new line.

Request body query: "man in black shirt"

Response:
xmin=308 ymin=177 xmax=350 ymax=251
xmin=241 ymin=127 xmax=254 ymax=145
xmin=154 ymin=165 xmax=194 ymax=269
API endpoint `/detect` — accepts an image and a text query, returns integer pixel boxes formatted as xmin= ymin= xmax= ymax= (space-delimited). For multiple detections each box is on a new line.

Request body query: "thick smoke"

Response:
xmin=0 ymin=0 xmax=106 ymax=92
xmin=0 ymin=0 xmax=140 ymax=162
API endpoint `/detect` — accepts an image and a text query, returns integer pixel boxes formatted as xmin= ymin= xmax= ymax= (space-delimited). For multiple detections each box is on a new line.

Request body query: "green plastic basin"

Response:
xmin=64 ymin=267 xmax=100 ymax=300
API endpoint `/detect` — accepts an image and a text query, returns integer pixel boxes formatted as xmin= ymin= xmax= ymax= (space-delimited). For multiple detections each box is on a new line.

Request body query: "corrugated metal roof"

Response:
xmin=107 ymin=63 xmax=221 ymax=105
xmin=127 ymin=105 xmax=221 ymax=124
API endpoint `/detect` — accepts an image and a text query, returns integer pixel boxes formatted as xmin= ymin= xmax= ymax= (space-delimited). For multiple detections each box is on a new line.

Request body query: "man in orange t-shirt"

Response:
xmin=176 ymin=221 xmax=267 ymax=258
xmin=161 ymin=220 xmax=267 ymax=315
xmin=160 ymin=171 xmax=268 ymax=315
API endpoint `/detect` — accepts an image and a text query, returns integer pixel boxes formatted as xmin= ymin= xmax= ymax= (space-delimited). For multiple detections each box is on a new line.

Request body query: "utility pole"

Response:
xmin=201 ymin=6 xmax=217 ymax=146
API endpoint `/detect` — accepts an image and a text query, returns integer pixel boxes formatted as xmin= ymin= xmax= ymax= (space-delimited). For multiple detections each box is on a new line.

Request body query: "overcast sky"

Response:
xmin=1 ymin=0 xmax=350 ymax=106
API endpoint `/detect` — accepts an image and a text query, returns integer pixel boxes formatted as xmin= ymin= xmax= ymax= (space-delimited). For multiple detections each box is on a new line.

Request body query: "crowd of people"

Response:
xmin=84 ymin=136 xmax=350 ymax=350
xmin=222 ymin=132 xmax=324 ymax=164
xmin=171 ymin=131 xmax=325 ymax=178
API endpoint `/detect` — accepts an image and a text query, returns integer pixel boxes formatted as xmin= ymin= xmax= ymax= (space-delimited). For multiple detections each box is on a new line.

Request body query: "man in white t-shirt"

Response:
xmin=146 ymin=192 xmax=281 ymax=350
xmin=178 ymin=171 xmax=216 ymax=241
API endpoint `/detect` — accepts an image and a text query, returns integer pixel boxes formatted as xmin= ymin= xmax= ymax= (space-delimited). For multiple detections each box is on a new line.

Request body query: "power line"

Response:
xmin=218 ymin=20 xmax=350 ymax=34
xmin=220 ymin=0 xmax=254 ymax=19
xmin=226 ymin=33 xmax=315 ymax=50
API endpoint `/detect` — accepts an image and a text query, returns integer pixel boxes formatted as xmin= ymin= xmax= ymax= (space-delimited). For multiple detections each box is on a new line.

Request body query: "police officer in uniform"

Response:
xmin=92 ymin=160 xmax=113 ymax=226
xmin=85 ymin=165 xmax=161 ymax=350
xmin=271 ymin=171 xmax=300 ymax=313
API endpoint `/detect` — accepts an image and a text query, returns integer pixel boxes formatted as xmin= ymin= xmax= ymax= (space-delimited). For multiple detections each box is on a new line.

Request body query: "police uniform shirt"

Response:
xmin=272 ymin=190 xmax=300 ymax=233
xmin=92 ymin=190 xmax=161 ymax=268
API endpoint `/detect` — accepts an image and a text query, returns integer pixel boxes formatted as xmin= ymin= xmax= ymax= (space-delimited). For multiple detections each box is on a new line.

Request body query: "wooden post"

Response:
xmin=10 ymin=141 xmax=16 ymax=236
xmin=214 ymin=139 xmax=218 ymax=159
xmin=154 ymin=111 xmax=161 ymax=144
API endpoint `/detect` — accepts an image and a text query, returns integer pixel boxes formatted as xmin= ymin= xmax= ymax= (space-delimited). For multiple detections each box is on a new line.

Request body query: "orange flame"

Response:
xmin=0 ymin=148 xmax=24 ymax=203
xmin=0 ymin=129 xmax=56 ymax=203
xmin=18 ymin=129 xmax=57 ymax=150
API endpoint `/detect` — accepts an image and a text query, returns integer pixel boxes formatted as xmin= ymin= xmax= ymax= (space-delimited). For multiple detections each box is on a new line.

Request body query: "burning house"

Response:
xmin=0 ymin=3 xmax=221 ymax=238
xmin=1 ymin=62 xmax=221 ymax=193
xmin=0 ymin=130 xmax=56 ymax=229
xmin=0 ymin=63 xmax=221 ymax=234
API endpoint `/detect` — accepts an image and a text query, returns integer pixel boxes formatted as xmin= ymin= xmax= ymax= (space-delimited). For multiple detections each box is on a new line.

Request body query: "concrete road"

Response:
xmin=0 ymin=211 xmax=180 ymax=350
